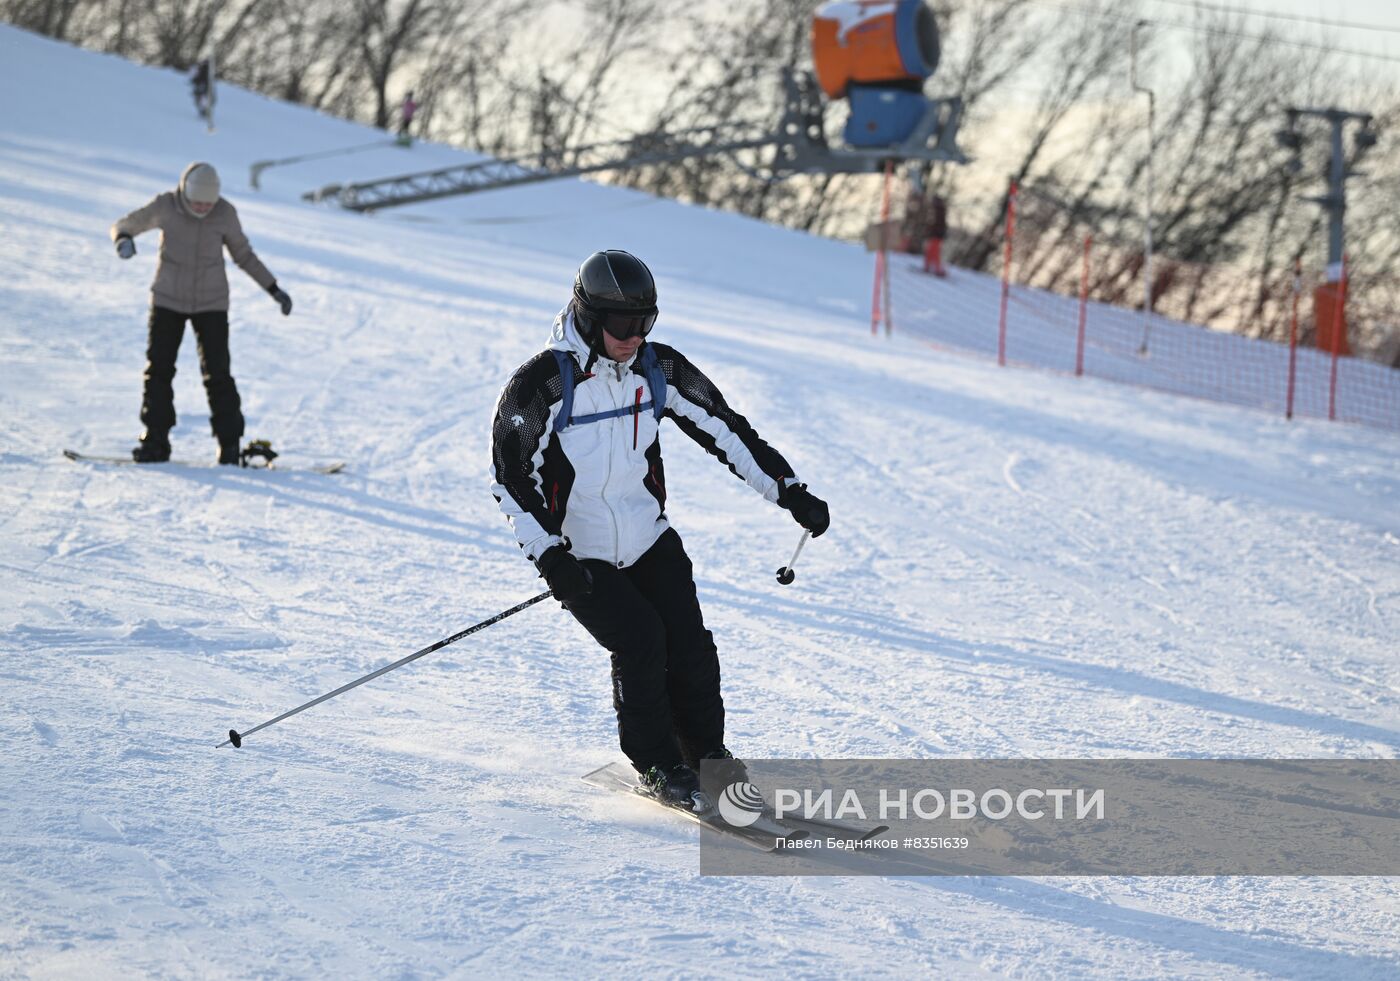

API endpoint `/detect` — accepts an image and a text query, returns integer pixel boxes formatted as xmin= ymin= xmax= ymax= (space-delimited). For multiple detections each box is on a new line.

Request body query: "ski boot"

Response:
xmin=639 ymin=762 xmax=710 ymax=814
xmin=695 ymin=747 xmax=749 ymax=797
xmin=131 ymin=430 xmax=170 ymax=463
xmin=217 ymin=438 xmax=241 ymax=466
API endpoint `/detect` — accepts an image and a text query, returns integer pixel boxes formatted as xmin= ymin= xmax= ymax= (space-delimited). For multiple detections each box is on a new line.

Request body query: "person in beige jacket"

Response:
xmin=111 ymin=161 xmax=292 ymax=463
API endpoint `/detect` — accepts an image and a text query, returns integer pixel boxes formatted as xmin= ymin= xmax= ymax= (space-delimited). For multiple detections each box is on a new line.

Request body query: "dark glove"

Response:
xmin=267 ymin=282 xmax=292 ymax=316
xmin=779 ymin=482 xmax=829 ymax=538
xmin=536 ymin=544 xmax=593 ymax=605
xmin=115 ymin=235 xmax=135 ymax=260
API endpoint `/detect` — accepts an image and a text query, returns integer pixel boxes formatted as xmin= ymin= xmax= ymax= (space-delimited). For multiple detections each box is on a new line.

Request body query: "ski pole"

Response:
xmin=218 ymin=590 xmax=552 ymax=748
xmin=775 ymin=530 xmax=811 ymax=585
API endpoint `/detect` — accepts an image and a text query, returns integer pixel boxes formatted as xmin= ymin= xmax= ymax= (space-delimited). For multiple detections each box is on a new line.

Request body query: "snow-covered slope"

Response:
xmin=3 ymin=24 xmax=1400 ymax=979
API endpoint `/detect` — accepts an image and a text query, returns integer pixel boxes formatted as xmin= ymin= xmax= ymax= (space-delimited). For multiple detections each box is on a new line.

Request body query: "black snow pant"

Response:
xmin=140 ymin=306 xmax=244 ymax=442
xmin=565 ymin=528 xmax=725 ymax=774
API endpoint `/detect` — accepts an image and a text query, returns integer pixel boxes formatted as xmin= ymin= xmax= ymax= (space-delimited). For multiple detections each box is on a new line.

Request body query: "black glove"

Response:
xmin=779 ymin=482 xmax=830 ymax=538
xmin=115 ymin=235 xmax=135 ymax=260
xmin=267 ymin=282 xmax=292 ymax=316
xmin=536 ymin=544 xmax=593 ymax=605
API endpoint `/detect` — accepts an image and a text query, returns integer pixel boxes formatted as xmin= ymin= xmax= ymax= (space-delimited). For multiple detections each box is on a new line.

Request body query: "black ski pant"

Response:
xmin=140 ymin=306 xmax=244 ymax=442
xmin=566 ymin=529 xmax=724 ymax=774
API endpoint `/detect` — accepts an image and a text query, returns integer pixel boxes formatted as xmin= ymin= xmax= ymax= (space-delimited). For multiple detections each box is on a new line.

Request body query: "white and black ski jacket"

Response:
xmin=490 ymin=309 xmax=800 ymax=568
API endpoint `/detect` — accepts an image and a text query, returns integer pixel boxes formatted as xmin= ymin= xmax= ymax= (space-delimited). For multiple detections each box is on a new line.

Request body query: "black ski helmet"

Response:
xmin=572 ymin=250 xmax=658 ymax=342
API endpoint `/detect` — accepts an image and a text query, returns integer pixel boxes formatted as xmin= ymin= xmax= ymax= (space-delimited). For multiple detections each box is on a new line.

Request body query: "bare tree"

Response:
xmin=953 ymin=2 xmax=1140 ymax=271
xmin=0 ymin=0 xmax=91 ymax=39
xmin=941 ymin=5 xmax=1398 ymax=363
xmin=614 ymin=0 xmax=848 ymax=230
xmin=7 ymin=0 xmax=1394 ymax=361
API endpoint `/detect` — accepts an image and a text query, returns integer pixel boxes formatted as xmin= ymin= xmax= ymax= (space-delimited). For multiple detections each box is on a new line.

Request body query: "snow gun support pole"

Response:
xmin=1328 ymin=253 xmax=1348 ymax=422
xmin=998 ymin=179 xmax=1017 ymax=367
xmin=1286 ymin=258 xmax=1301 ymax=420
xmin=218 ymin=591 xmax=552 ymax=748
xmin=775 ymin=531 xmax=811 ymax=586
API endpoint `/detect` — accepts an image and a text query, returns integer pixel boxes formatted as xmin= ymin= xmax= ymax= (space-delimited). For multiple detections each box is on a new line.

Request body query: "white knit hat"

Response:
xmin=181 ymin=162 xmax=221 ymax=205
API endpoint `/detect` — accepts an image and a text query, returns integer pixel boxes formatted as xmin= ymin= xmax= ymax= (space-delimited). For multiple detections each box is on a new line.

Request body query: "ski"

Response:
xmin=63 ymin=449 xmax=345 ymax=475
xmin=581 ymin=762 xmax=808 ymax=853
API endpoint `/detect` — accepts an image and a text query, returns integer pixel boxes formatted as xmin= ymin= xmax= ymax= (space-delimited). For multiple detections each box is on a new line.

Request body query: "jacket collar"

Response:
xmin=175 ymin=190 xmax=212 ymax=219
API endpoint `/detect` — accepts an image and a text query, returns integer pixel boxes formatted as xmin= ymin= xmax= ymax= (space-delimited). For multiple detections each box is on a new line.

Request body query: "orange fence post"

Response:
xmin=883 ymin=255 xmax=893 ymax=336
xmin=869 ymin=247 xmax=885 ymax=336
xmin=871 ymin=160 xmax=894 ymax=337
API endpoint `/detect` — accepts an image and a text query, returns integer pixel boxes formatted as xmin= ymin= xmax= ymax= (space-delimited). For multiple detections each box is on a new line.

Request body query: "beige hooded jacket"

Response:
xmin=110 ymin=162 xmax=276 ymax=314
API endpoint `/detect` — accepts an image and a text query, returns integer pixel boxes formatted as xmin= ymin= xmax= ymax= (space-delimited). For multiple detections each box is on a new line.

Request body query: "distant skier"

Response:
xmin=110 ymin=162 xmax=293 ymax=464
xmin=489 ymin=250 xmax=829 ymax=810
xmin=397 ymin=91 xmax=418 ymax=144
xmin=922 ymin=194 xmax=948 ymax=277
xmin=898 ymin=181 xmax=925 ymax=255
xmin=190 ymin=58 xmax=214 ymax=124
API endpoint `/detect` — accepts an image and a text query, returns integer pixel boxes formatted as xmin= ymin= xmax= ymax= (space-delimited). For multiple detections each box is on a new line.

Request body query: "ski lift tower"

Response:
xmin=303 ymin=1 xmax=965 ymax=212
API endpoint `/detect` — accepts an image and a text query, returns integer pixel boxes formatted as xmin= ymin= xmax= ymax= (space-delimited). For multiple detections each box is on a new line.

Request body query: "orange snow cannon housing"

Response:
xmin=812 ymin=0 xmax=941 ymax=100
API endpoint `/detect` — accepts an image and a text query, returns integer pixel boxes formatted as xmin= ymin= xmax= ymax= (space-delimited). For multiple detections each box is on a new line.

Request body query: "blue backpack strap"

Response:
xmin=551 ymin=346 xmax=666 ymax=432
xmin=550 ymin=349 xmax=575 ymax=434
xmin=570 ymin=402 xmax=655 ymax=425
xmin=640 ymin=345 xmax=667 ymax=420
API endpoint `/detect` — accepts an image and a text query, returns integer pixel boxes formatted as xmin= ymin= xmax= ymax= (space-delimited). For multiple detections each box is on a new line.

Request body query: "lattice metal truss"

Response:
xmin=304 ymin=70 xmax=967 ymax=212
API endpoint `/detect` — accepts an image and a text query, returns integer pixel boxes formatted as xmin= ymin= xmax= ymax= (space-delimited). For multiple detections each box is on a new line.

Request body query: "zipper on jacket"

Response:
xmin=192 ymin=212 xmax=203 ymax=311
xmin=632 ymin=385 xmax=643 ymax=450
xmin=597 ymin=364 xmax=625 ymax=565
xmin=588 ymin=354 xmax=644 ymax=567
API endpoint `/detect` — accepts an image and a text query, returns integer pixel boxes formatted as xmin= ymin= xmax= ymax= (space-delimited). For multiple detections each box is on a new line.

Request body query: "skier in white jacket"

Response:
xmin=490 ymin=250 xmax=829 ymax=809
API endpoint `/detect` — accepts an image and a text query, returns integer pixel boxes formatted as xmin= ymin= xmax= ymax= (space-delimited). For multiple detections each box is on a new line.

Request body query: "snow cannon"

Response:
xmin=812 ymin=0 xmax=941 ymax=101
xmin=843 ymin=87 xmax=931 ymax=147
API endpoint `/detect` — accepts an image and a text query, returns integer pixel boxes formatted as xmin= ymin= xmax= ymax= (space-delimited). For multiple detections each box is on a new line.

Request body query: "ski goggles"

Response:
xmin=593 ymin=306 xmax=658 ymax=341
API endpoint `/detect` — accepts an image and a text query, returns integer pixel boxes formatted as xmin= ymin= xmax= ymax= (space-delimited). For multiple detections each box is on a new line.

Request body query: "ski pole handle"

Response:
xmin=775 ymin=530 xmax=810 ymax=585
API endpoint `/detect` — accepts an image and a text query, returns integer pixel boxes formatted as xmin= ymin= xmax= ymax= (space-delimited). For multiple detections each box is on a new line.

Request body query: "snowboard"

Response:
xmin=63 ymin=449 xmax=345 ymax=475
